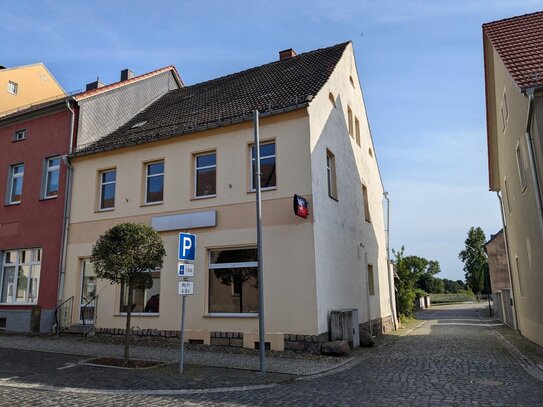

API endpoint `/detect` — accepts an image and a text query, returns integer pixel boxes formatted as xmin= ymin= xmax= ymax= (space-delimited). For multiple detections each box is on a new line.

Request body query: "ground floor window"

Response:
xmin=209 ymin=248 xmax=258 ymax=314
xmin=119 ymin=271 xmax=160 ymax=313
xmin=1 ymin=248 xmax=41 ymax=304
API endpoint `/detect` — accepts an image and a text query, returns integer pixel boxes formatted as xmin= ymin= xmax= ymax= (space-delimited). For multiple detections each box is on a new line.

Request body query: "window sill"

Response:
xmin=95 ymin=207 xmax=115 ymax=213
xmin=191 ymin=194 xmax=216 ymax=201
xmin=115 ymin=313 xmax=160 ymax=317
xmin=206 ymin=313 xmax=258 ymax=318
xmin=141 ymin=201 xmax=163 ymax=207
xmin=0 ymin=303 xmax=37 ymax=306
xmin=247 ymin=187 xmax=277 ymax=194
xmin=39 ymin=196 xmax=58 ymax=201
xmin=4 ymin=202 xmax=21 ymax=206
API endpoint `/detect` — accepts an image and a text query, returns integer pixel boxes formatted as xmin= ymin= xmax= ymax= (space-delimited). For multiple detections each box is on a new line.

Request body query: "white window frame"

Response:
xmin=13 ymin=129 xmax=26 ymax=142
xmin=516 ymin=142 xmax=527 ymax=192
xmin=250 ymin=141 xmax=276 ymax=191
xmin=194 ymin=152 xmax=217 ymax=198
xmin=99 ymin=169 xmax=116 ymax=210
xmin=7 ymin=81 xmax=18 ymax=95
xmin=7 ymin=163 xmax=24 ymax=204
xmin=208 ymin=249 xmax=259 ymax=317
xmin=0 ymin=248 xmax=42 ymax=305
xmin=43 ymin=156 xmax=60 ymax=199
xmin=327 ymin=149 xmax=337 ymax=200
xmin=145 ymin=160 xmax=164 ymax=204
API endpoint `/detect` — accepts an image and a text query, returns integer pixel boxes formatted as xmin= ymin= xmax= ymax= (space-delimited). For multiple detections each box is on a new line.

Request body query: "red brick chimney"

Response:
xmin=279 ymin=48 xmax=297 ymax=61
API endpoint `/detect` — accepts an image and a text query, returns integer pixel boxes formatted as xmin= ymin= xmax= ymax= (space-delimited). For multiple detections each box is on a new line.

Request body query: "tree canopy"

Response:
xmin=458 ymin=227 xmax=488 ymax=294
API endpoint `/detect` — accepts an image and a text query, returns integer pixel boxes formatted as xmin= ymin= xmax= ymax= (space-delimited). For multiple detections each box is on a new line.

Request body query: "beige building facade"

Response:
xmin=0 ymin=63 xmax=65 ymax=115
xmin=62 ymin=42 xmax=394 ymax=352
xmin=484 ymin=12 xmax=543 ymax=347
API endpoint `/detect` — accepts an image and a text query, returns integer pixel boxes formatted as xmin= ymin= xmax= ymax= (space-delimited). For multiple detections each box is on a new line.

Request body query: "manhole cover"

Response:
xmin=467 ymin=379 xmax=511 ymax=387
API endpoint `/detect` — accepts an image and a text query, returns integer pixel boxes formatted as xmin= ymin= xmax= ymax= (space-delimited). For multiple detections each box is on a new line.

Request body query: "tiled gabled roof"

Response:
xmin=74 ymin=42 xmax=350 ymax=156
xmin=483 ymin=11 xmax=543 ymax=90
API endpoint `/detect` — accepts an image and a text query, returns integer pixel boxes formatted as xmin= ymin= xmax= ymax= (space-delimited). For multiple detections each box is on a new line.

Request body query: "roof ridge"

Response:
xmin=182 ymin=41 xmax=351 ymax=90
xmin=483 ymin=10 xmax=543 ymax=28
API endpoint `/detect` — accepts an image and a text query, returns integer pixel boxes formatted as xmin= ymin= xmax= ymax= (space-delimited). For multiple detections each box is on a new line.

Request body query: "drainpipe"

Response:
xmin=496 ymin=192 xmax=518 ymax=331
xmin=523 ymin=88 xmax=543 ymax=240
xmin=57 ymin=100 xmax=75 ymax=304
xmin=383 ymin=192 xmax=397 ymax=330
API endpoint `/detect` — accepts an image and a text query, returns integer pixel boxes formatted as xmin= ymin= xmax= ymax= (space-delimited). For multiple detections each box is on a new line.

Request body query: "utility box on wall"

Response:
xmin=330 ymin=308 xmax=360 ymax=348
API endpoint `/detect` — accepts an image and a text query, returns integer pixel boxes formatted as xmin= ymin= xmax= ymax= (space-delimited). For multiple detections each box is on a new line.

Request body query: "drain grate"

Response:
xmin=467 ymin=378 xmax=511 ymax=387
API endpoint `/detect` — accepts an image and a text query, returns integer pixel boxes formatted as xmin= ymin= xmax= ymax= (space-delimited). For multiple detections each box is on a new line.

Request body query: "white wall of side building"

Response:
xmin=308 ymin=43 xmax=392 ymax=333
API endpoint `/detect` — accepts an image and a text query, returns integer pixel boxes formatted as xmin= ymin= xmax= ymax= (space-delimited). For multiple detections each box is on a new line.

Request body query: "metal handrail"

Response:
xmin=81 ymin=294 xmax=98 ymax=335
xmin=54 ymin=296 xmax=74 ymax=335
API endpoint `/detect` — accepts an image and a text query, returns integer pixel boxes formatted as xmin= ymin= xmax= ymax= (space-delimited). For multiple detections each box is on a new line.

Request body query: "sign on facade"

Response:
xmin=178 ymin=232 xmax=196 ymax=261
xmin=177 ymin=262 xmax=194 ymax=277
xmin=178 ymin=281 xmax=194 ymax=295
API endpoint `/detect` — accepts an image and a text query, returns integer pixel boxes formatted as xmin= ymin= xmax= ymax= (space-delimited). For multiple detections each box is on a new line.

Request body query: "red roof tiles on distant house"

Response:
xmin=483 ymin=11 xmax=543 ymax=90
xmin=74 ymin=65 xmax=183 ymax=101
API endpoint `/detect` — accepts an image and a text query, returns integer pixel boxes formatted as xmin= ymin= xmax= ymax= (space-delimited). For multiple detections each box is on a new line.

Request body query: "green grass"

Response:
xmin=429 ymin=293 xmax=475 ymax=303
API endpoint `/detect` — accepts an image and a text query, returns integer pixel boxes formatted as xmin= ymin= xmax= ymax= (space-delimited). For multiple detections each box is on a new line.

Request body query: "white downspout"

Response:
xmin=383 ymin=192 xmax=397 ymax=330
xmin=57 ymin=100 xmax=75 ymax=305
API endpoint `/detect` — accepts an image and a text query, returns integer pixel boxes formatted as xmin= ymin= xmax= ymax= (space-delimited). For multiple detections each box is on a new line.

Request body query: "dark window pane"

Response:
xmin=147 ymin=175 xmax=164 ymax=202
xmin=102 ymin=171 xmax=116 ymax=183
xmin=148 ymin=162 xmax=164 ymax=176
xmin=120 ymin=275 xmax=160 ymax=313
xmin=197 ymin=154 xmax=216 ymax=168
xmin=209 ymin=267 xmax=258 ymax=313
xmin=46 ymin=169 xmax=59 ymax=196
xmin=260 ymin=143 xmax=275 ymax=157
xmin=210 ymin=249 xmax=257 ymax=264
xmin=260 ymin=158 xmax=276 ymax=188
xmin=49 ymin=158 xmax=60 ymax=168
xmin=101 ymin=184 xmax=115 ymax=208
xmin=196 ymin=167 xmax=216 ymax=196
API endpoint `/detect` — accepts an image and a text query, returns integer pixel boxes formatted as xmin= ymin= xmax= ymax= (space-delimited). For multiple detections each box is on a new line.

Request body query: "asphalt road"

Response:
xmin=0 ymin=302 xmax=542 ymax=406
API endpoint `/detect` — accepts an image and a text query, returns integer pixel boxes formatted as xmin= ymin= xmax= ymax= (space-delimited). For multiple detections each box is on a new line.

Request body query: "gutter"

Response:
xmin=523 ymin=88 xmax=543 ymax=240
xmin=57 ymin=100 xmax=75 ymax=305
xmin=496 ymin=192 xmax=519 ymax=331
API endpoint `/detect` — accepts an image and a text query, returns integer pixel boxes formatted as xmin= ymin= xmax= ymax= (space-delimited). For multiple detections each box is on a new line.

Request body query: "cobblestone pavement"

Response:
xmin=0 ymin=303 xmax=542 ymax=406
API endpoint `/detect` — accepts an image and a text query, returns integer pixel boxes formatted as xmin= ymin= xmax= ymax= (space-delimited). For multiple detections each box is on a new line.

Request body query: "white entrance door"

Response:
xmin=79 ymin=260 xmax=96 ymax=324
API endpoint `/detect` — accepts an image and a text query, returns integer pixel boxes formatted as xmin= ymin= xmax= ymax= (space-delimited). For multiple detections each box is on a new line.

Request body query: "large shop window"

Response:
xmin=119 ymin=271 xmax=160 ymax=314
xmin=209 ymin=248 xmax=258 ymax=314
xmin=1 ymin=248 xmax=41 ymax=304
xmin=251 ymin=142 xmax=276 ymax=190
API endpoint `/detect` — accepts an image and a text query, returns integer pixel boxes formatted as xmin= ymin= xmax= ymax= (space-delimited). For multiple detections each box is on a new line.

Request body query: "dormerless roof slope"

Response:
xmin=74 ymin=42 xmax=350 ymax=156
xmin=483 ymin=11 xmax=543 ymax=90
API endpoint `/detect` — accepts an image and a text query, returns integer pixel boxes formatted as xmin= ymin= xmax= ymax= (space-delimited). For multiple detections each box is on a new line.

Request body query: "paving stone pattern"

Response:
xmin=0 ymin=303 xmax=542 ymax=406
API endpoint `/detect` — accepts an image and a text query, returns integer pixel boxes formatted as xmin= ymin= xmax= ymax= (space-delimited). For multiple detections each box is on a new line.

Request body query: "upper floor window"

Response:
xmin=43 ymin=157 xmax=60 ymax=198
xmin=347 ymin=106 xmax=354 ymax=138
xmin=367 ymin=264 xmax=375 ymax=295
xmin=251 ymin=142 xmax=276 ymax=190
xmin=355 ymin=117 xmax=361 ymax=146
xmin=327 ymin=149 xmax=337 ymax=200
xmin=1 ymin=248 xmax=42 ymax=304
xmin=516 ymin=142 xmax=527 ymax=192
xmin=7 ymin=81 xmax=18 ymax=95
xmin=145 ymin=161 xmax=164 ymax=204
xmin=363 ymin=184 xmax=371 ymax=222
xmin=7 ymin=163 xmax=24 ymax=204
xmin=99 ymin=169 xmax=116 ymax=210
xmin=195 ymin=152 xmax=216 ymax=198
xmin=13 ymin=129 xmax=26 ymax=142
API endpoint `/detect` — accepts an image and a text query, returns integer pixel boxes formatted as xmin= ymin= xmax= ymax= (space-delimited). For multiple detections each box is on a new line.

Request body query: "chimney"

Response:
xmin=120 ymin=69 xmax=135 ymax=81
xmin=85 ymin=77 xmax=105 ymax=91
xmin=279 ymin=48 xmax=297 ymax=61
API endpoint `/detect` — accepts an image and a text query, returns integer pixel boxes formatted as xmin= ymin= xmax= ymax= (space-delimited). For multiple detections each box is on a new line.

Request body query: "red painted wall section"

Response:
xmin=0 ymin=108 xmax=71 ymax=310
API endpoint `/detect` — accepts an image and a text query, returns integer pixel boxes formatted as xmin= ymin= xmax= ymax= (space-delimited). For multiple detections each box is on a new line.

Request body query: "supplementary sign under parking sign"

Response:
xmin=177 ymin=262 xmax=194 ymax=277
xmin=178 ymin=232 xmax=196 ymax=261
xmin=178 ymin=281 xmax=194 ymax=295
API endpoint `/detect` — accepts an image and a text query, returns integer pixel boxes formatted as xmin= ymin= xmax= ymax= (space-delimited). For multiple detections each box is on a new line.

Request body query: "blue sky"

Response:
xmin=2 ymin=1 xmax=541 ymax=280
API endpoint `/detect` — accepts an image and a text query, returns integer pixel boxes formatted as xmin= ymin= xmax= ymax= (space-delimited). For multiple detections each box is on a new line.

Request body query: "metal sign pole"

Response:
xmin=179 ymin=294 xmax=187 ymax=373
xmin=254 ymin=110 xmax=266 ymax=374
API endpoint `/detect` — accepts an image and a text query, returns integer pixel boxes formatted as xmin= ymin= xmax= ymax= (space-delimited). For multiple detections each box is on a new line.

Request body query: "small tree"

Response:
xmin=91 ymin=223 xmax=165 ymax=365
xmin=458 ymin=227 xmax=487 ymax=296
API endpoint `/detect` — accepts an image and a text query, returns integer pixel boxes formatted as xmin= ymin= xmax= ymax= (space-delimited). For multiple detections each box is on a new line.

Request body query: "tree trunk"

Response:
xmin=124 ymin=283 xmax=133 ymax=366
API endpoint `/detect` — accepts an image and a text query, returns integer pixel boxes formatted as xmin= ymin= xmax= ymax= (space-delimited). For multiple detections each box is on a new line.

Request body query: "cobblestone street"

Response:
xmin=0 ymin=303 xmax=542 ymax=406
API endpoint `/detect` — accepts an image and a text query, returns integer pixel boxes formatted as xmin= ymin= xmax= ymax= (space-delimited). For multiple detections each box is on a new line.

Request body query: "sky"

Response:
xmin=1 ymin=0 xmax=541 ymax=280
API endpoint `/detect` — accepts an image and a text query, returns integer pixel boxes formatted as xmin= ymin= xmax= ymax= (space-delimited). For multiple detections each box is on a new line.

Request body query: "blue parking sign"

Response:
xmin=178 ymin=233 xmax=196 ymax=261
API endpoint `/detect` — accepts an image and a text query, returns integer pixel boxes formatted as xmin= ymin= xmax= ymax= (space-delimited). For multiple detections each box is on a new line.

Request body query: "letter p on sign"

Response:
xmin=178 ymin=233 xmax=196 ymax=261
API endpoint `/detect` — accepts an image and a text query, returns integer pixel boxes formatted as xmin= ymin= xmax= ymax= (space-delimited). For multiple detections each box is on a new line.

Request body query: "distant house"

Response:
xmin=484 ymin=230 xmax=514 ymax=327
xmin=62 ymin=42 xmax=395 ymax=352
xmin=0 ymin=63 xmax=65 ymax=115
xmin=0 ymin=67 xmax=181 ymax=333
xmin=483 ymin=11 xmax=543 ymax=347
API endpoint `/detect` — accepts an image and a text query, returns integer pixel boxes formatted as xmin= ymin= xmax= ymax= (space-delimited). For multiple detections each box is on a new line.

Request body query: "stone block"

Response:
xmin=285 ymin=341 xmax=305 ymax=351
xmin=321 ymin=341 xmax=351 ymax=356
xmin=230 ymin=338 xmax=243 ymax=347
xmin=211 ymin=338 xmax=230 ymax=346
xmin=360 ymin=330 xmax=374 ymax=347
xmin=305 ymin=342 xmax=322 ymax=355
